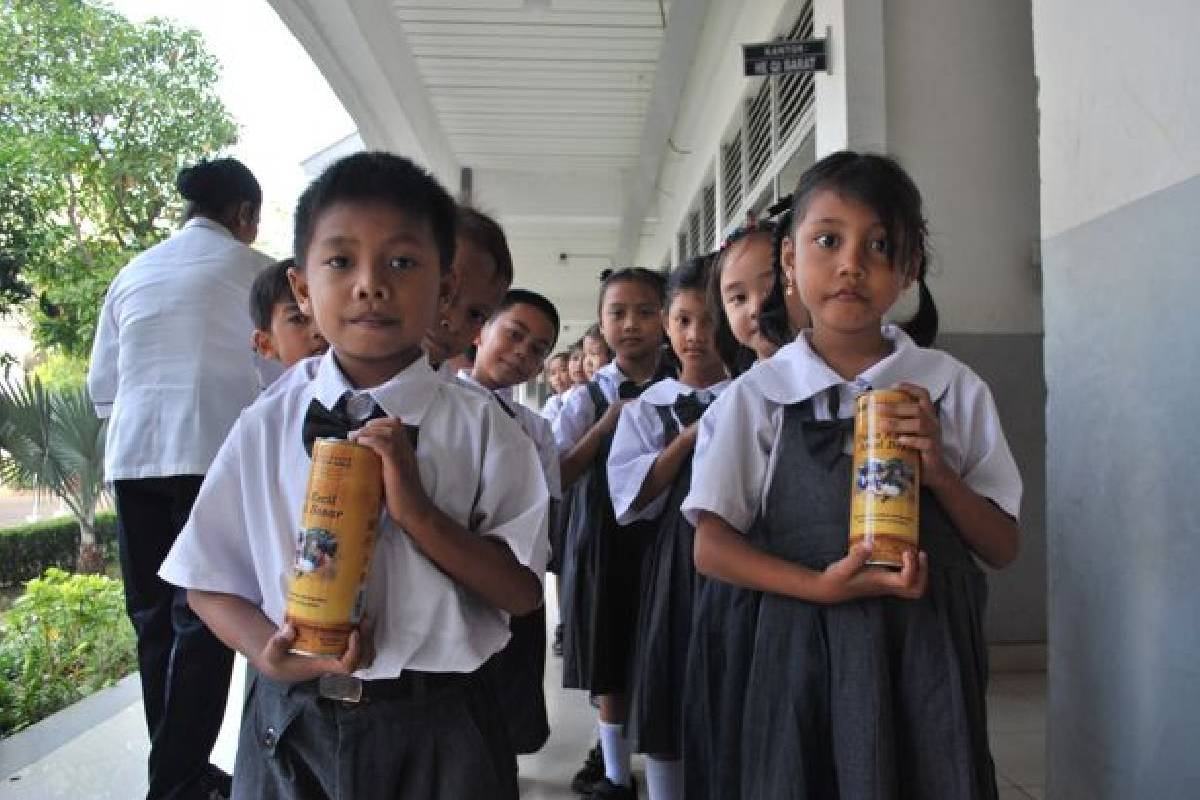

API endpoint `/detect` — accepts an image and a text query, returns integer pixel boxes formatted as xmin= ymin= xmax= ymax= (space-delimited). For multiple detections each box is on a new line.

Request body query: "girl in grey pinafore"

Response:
xmin=690 ymin=389 xmax=998 ymax=800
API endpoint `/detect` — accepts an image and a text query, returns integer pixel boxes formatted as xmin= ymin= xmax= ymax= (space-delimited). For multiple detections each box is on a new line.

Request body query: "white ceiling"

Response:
xmin=268 ymin=0 xmax=710 ymax=331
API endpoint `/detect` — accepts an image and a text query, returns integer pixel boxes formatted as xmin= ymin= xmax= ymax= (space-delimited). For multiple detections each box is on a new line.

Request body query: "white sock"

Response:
xmin=598 ymin=721 xmax=632 ymax=786
xmin=644 ymin=756 xmax=681 ymax=800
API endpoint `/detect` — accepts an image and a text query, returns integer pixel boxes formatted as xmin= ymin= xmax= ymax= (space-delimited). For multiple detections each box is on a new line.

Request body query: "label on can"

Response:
xmin=849 ymin=390 xmax=920 ymax=568
xmin=285 ymin=438 xmax=383 ymax=656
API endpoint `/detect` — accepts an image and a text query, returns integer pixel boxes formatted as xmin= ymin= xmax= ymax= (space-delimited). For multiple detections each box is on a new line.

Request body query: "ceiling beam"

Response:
xmin=266 ymin=0 xmax=460 ymax=188
xmin=613 ymin=0 xmax=712 ymax=265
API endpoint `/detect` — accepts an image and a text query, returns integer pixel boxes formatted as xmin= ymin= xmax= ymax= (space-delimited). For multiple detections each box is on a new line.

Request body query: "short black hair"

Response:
xmin=177 ymin=157 xmax=262 ymax=221
xmin=249 ymin=258 xmax=297 ymax=331
xmin=457 ymin=206 xmax=514 ymax=286
xmin=292 ymin=151 xmax=457 ymax=271
xmin=489 ymin=288 xmax=560 ymax=348
xmin=597 ymin=267 xmax=667 ymax=315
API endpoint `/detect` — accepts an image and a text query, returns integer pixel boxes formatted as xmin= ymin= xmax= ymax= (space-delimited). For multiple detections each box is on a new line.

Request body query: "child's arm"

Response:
xmin=886 ymin=382 xmax=1020 ymax=569
xmin=630 ymin=424 xmax=699 ymax=513
xmin=560 ymin=399 xmax=626 ymax=489
xmin=694 ymin=511 xmax=929 ymax=602
xmin=353 ymin=418 xmax=543 ymax=616
xmin=188 ymin=589 xmax=364 ymax=683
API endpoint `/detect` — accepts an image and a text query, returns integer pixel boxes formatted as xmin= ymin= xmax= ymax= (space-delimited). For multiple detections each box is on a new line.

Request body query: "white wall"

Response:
xmin=633 ymin=0 xmax=798 ymax=267
xmin=1035 ymin=0 xmax=1200 ymax=239
xmin=1036 ymin=1 xmax=1200 ymax=796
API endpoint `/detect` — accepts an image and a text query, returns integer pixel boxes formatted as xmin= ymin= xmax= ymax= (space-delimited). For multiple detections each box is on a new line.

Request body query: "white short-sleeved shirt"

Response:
xmin=456 ymin=371 xmax=562 ymax=504
xmin=551 ymin=362 xmax=631 ymax=458
xmin=540 ymin=392 xmax=565 ymax=423
xmin=87 ymin=217 xmax=274 ymax=479
xmin=682 ymin=326 xmax=1022 ymax=533
xmin=160 ymin=351 xmax=550 ymax=678
xmin=607 ymin=378 xmax=730 ymax=525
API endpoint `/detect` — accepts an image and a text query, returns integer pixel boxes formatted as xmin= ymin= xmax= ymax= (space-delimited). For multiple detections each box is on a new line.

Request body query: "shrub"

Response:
xmin=0 ymin=568 xmax=136 ymax=737
xmin=0 ymin=512 xmax=118 ymax=587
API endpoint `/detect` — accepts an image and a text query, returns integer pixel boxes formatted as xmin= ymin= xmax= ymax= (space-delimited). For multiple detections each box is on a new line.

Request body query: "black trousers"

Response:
xmin=114 ymin=476 xmax=234 ymax=800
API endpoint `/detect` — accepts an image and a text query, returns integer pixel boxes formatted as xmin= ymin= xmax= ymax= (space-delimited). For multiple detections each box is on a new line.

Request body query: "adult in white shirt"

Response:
xmin=86 ymin=157 xmax=271 ymax=800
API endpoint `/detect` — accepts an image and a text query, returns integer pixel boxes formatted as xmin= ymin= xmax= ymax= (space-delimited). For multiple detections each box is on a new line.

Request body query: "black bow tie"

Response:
xmin=618 ymin=380 xmax=646 ymax=400
xmin=302 ymin=395 xmax=418 ymax=456
xmin=801 ymin=416 xmax=854 ymax=470
xmin=672 ymin=392 xmax=711 ymax=427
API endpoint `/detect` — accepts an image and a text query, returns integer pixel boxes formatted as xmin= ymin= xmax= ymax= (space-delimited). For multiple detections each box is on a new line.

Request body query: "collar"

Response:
xmin=748 ymin=325 xmax=957 ymax=406
xmin=181 ymin=216 xmax=235 ymax=240
xmin=311 ymin=350 xmax=442 ymax=426
xmin=456 ymin=369 xmax=516 ymax=401
xmin=640 ymin=377 xmax=731 ymax=406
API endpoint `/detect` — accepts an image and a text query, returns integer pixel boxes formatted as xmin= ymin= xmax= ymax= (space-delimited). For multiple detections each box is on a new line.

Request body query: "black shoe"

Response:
xmin=588 ymin=776 xmax=638 ymax=799
xmin=570 ymin=740 xmax=605 ymax=794
xmin=553 ymin=623 xmax=564 ymax=657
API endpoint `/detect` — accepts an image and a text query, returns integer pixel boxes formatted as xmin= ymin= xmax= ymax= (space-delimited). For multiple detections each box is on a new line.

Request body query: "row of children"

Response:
xmin=157 ymin=146 xmax=1020 ymax=800
xmin=537 ymin=151 xmax=1022 ymax=800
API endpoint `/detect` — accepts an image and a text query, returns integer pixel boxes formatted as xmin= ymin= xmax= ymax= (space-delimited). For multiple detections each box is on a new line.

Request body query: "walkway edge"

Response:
xmin=0 ymin=673 xmax=141 ymax=778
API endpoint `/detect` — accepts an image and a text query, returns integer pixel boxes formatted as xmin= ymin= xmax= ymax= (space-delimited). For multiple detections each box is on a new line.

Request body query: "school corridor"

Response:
xmin=0 ymin=604 xmax=1048 ymax=799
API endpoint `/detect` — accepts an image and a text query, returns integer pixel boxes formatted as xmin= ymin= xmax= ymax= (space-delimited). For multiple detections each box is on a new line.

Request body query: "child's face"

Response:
xmin=599 ymin=280 xmax=663 ymax=364
xmin=473 ymin=303 xmax=557 ymax=389
xmin=665 ymin=288 xmax=722 ymax=376
xmin=582 ymin=335 xmax=610 ymax=372
xmin=290 ymin=200 xmax=450 ymax=388
xmin=785 ymin=189 xmax=911 ymax=340
xmin=544 ymin=357 xmax=568 ymax=393
xmin=719 ymin=234 xmax=778 ymax=360
xmin=568 ymin=351 xmax=587 ymax=384
xmin=253 ymin=299 xmax=327 ymax=367
xmin=423 ymin=236 xmax=508 ymax=365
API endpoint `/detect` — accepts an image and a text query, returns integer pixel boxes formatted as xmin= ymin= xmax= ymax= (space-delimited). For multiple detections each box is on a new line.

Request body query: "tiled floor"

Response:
xmin=2 ymin=634 xmax=1046 ymax=799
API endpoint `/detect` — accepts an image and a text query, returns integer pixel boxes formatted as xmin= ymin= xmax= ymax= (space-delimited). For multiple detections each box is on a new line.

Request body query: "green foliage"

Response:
xmin=31 ymin=350 xmax=89 ymax=392
xmin=0 ymin=567 xmax=136 ymax=736
xmin=0 ymin=512 xmax=118 ymax=588
xmin=0 ymin=0 xmax=239 ymax=356
xmin=0 ymin=377 xmax=108 ymax=570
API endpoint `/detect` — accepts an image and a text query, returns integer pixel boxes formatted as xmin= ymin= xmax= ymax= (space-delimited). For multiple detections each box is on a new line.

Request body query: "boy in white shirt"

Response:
xmin=249 ymin=258 xmax=327 ymax=375
xmin=159 ymin=152 xmax=548 ymax=800
xmin=456 ymin=288 xmax=561 ymax=756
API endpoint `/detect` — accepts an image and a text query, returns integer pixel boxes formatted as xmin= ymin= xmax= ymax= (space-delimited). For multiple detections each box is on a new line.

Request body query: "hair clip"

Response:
xmin=766 ymin=194 xmax=793 ymax=218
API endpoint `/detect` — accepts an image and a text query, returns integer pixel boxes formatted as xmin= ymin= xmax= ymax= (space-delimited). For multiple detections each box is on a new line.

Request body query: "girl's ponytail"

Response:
xmin=901 ymin=265 xmax=939 ymax=347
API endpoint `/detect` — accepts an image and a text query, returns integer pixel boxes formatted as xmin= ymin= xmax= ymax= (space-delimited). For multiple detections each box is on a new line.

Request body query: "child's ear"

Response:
xmin=780 ymin=234 xmax=797 ymax=283
xmin=287 ymin=265 xmax=313 ymax=316
xmin=439 ymin=267 xmax=460 ymax=312
xmin=252 ymin=330 xmax=278 ymax=360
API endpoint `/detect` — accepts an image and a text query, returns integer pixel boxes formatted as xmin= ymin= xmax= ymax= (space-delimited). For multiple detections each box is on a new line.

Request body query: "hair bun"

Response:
xmin=176 ymin=163 xmax=214 ymax=203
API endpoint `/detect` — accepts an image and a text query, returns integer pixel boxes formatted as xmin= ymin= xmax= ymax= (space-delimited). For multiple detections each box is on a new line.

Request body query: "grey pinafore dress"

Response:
xmin=685 ymin=394 xmax=998 ymax=800
xmin=627 ymin=397 xmax=710 ymax=755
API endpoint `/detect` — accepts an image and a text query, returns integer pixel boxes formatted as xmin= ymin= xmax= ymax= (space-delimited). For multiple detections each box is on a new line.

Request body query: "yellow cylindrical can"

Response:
xmin=849 ymin=390 xmax=920 ymax=568
xmin=286 ymin=437 xmax=383 ymax=656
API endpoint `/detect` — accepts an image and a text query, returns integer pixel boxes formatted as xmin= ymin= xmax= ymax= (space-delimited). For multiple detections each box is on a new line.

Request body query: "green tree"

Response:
xmin=0 ymin=0 xmax=238 ymax=357
xmin=0 ymin=377 xmax=107 ymax=573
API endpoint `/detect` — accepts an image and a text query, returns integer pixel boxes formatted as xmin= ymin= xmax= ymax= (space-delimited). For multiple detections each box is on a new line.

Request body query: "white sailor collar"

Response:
xmin=640 ymin=377 xmax=731 ymax=406
xmin=311 ymin=350 xmax=442 ymax=425
xmin=748 ymin=325 xmax=958 ymax=406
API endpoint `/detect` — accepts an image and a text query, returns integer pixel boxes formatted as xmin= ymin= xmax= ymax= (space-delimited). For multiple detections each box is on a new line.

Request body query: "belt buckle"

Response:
xmin=318 ymin=673 xmax=363 ymax=704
